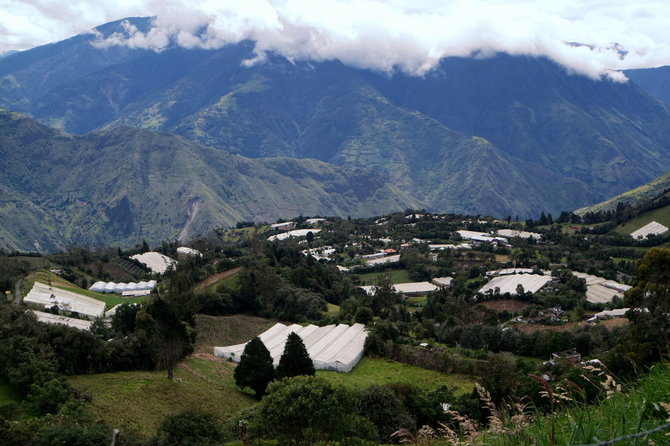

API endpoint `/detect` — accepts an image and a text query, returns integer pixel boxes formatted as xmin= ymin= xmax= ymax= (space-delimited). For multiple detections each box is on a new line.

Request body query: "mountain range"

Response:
xmin=2 ymin=17 xmax=670 ymax=250
xmin=0 ymin=109 xmax=417 ymax=251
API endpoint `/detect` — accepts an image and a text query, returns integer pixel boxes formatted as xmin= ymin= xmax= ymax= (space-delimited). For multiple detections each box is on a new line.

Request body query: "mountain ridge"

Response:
xmin=0 ymin=109 xmax=419 ymax=251
xmin=3 ymin=17 xmax=670 ymax=235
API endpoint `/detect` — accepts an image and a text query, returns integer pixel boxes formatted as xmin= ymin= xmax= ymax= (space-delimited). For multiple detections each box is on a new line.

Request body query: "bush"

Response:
xmin=256 ymin=376 xmax=377 ymax=444
xmin=156 ymin=410 xmax=223 ymax=446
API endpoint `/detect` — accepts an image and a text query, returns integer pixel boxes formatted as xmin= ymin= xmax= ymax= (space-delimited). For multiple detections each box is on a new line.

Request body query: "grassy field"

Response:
xmin=194 ymin=314 xmax=277 ymax=353
xmin=356 ymin=269 xmax=411 ymax=285
xmin=317 ymin=357 xmax=476 ymax=395
xmin=22 ymin=270 xmax=75 ymax=295
xmin=326 ymin=303 xmax=340 ymax=317
xmin=0 ymin=382 xmax=21 ymax=406
xmin=4 ymin=256 xmax=51 ymax=269
xmin=406 ymin=295 xmax=428 ymax=308
xmin=616 ymin=204 xmax=670 ymax=235
xmin=68 ymin=358 xmax=256 ymax=438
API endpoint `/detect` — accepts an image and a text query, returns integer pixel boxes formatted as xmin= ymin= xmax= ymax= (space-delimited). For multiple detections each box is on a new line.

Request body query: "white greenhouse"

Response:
xmin=24 ymin=282 xmax=105 ymax=318
xmin=214 ymin=323 xmax=367 ymax=372
xmin=130 ymin=252 xmax=178 ymax=274
xmin=479 ymin=274 xmax=553 ymax=295
xmin=89 ymin=280 xmax=157 ymax=294
xmin=31 ymin=310 xmax=93 ymax=331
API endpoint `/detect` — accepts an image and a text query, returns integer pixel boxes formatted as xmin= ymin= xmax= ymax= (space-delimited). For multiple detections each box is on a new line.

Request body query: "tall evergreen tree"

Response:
xmin=276 ymin=332 xmax=315 ymax=379
xmin=234 ymin=337 xmax=275 ymax=397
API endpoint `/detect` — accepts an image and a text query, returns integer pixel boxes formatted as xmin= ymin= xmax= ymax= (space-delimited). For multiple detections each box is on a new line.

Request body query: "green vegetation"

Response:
xmin=325 ymin=302 xmax=340 ymax=317
xmin=194 ymin=314 xmax=276 ymax=352
xmin=276 ymin=332 xmax=315 ymax=379
xmin=234 ymin=337 xmax=276 ymax=397
xmin=22 ymin=269 xmax=75 ymax=295
xmin=5 ymin=204 xmax=670 ymax=445
xmin=357 ymin=268 xmax=411 ymax=284
xmin=68 ymin=358 xmax=255 ymax=438
xmin=317 ymin=357 xmax=476 ymax=395
xmin=616 ymin=204 xmax=670 ymax=234
xmin=0 ymin=109 xmax=418 ymax=251
xmin=0 ymin=381 xmax=21 ymax=405
xmin=194 ymin=267 xmax=241 ymax=293
xmin=482 ymin=363 xmax=670 ymax=445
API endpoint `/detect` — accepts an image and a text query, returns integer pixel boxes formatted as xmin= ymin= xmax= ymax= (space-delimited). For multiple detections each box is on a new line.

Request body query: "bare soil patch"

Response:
xmin=194 ymin=267 xmax=242 ymax=292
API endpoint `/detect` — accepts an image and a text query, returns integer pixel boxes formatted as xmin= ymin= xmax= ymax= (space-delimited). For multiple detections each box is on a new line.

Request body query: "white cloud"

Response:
xmin=2 ymin=1 xmax=670 ymax=80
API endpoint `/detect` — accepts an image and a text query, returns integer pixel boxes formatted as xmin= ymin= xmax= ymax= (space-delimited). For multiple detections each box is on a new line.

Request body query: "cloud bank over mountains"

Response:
xmin=4 ymin=1 xmax=670 ymax=80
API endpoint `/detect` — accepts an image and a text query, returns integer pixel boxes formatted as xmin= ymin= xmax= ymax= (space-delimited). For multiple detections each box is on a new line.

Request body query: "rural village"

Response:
xmin=2 ymin=203 xmax=670 ymax=445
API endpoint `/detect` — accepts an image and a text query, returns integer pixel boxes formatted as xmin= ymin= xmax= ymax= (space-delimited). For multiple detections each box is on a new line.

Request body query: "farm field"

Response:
xmin=68 ymin=358 xmax=255 ymax=438
xmin=317 ymin=357 xmax=476 ymax=395
xmin=616 ymin=205 xmax=670 ymax=235
xmin=194 ymin=267 xmax=242 ymax=292
xmin=194 ymin=314 xmax=277 ymax=353
xmin=356 ymin=269 xmax=411 ymax=284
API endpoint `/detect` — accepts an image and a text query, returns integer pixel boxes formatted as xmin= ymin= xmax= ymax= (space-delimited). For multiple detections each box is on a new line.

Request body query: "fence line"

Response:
xmin=574 ymin=421 xmax=670 ymax=446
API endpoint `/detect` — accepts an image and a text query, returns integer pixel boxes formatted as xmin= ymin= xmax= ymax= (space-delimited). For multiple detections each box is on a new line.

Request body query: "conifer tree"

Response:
xmin=276 ymin=332 xmax=315 ymax=379
xmin=234 ymin=336 xmax=275 ymax=397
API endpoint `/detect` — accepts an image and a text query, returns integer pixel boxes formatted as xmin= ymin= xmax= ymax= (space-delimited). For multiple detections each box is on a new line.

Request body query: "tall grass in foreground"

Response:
xmin=392 ymin=364 xmax=670 ymax=445
xmin=480 ymin=363 xmax=670 ymax=446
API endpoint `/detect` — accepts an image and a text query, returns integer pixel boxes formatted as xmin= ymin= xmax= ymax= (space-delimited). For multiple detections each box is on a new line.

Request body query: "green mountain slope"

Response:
xmin=626 ymin=66 xmax=670 ymax=106
xmin=2 ymin=18 xmax=670 ymax=219
xmin=0 ymin=109 xmax=419 ymax=251
xmin=576 ymin=170 xmax=670 ymax=215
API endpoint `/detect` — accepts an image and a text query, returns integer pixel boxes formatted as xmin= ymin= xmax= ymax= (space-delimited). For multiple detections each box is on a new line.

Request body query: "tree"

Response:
xmin=357 ymin=385 xmax=416 ymax=441
xmin=608 ymin=247 xmax=670 ymax=376
xmin=140 ymin=298 xmax=192 ymax=380
xmin=371 ymin=275 xmax=400 ymax=317
xmin=256 ymin=376 xmax=376 ymax=443
xmin=480 ymin=352 xmax=519 ymax=406
xmin=111 ymin=303 xmax=140 ymax=336
xmin=234 ymin=337 xmax=275 ymax=397
xmin=276 ymin=332 xmax=315 ymax=379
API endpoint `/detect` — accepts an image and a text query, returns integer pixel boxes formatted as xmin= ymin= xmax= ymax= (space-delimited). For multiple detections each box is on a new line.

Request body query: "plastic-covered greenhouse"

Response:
xmin=214 ymin=323 xmax=367 ymax=372
xmin=89 ymin=280 xmax=157 ymax=294
xmin=24 ymin=282 xmax=105 ymax=318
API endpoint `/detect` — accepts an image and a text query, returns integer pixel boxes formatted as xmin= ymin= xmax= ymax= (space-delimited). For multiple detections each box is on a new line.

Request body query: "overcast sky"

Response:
xmin=2 ymin=0 xmax=670 ymax=80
